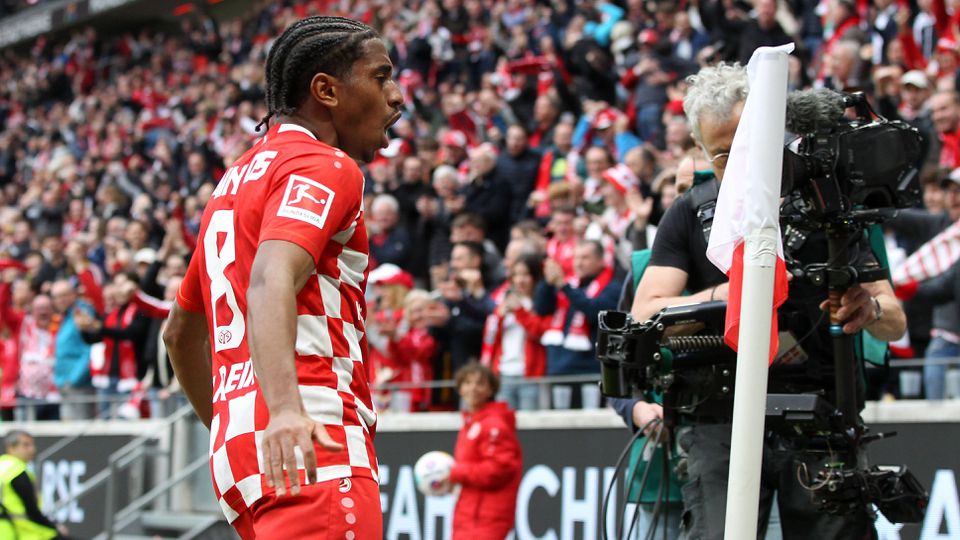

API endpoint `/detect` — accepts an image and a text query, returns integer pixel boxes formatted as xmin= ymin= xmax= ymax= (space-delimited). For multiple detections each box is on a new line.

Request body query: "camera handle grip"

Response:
xmin=825 ymin=231 xmax=864 ymax=437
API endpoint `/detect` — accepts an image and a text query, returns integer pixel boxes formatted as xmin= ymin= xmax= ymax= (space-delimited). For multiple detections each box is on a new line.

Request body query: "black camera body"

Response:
xmin=782 ymin=92 xmax=922 ymax=221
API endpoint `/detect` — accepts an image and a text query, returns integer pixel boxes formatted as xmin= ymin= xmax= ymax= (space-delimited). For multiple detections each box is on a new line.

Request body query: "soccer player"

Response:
xmin=163 ymin=16 xmax=403 ymax=539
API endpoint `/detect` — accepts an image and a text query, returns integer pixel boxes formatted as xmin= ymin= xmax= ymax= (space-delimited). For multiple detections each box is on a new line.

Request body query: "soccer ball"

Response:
xmin=413 ymin=450 xmax=454 ymax=496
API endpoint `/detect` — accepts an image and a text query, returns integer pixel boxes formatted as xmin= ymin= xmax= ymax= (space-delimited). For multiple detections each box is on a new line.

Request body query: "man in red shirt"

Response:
xmin=163 ymin=16 xmax=403 ymax=539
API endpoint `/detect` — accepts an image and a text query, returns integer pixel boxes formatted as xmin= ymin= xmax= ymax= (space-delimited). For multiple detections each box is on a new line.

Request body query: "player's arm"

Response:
xmin=247 ymin=240 xmax=343 ymax=497
xmin=164 ymin=303 xmax=213 ymax=428
xmin=164 ymin=257 xmax=213 ymax=428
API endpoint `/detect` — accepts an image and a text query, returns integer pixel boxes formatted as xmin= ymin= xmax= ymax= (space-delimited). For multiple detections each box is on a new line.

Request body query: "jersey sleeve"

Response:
xmin=258 ymin=155 xmax=363 ymax=264
xmin=177 ymin=253 xmax=205 ymax=313
xmin=649 ymin=195 xmax=694 ymax=272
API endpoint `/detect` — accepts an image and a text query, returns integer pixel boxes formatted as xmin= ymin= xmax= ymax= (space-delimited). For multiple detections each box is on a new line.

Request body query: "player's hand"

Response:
xmin=675 ymin=157 xmax=696 ymax=193
xmin=262 ymin=409 xmax=343 ymax=496
xmin=119 ymin=279 xmax=138 ymax=298
xmin=819 ymin=285 xmax=874 ymax=334
xmin=73 ymin=309 xmax=97 ymax=331
xmin=614 ymin=113 xmax=631 ymax=134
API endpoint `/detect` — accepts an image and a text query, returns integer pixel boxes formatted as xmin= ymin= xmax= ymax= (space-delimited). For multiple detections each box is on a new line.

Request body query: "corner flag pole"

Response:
xmin=720 ymin=47 xmax=791 ymax=540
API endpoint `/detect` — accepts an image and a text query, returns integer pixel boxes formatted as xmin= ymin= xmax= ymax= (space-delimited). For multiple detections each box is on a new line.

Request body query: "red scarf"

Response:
xmin=541 ymin=267 xmax=613 ymax=351
xmin=91 ymin=303 xmax=140 ymax=392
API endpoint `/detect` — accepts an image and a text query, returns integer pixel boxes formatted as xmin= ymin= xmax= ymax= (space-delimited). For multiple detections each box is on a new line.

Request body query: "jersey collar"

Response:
xmin=277 ymin=123 xmax=318 ymax=140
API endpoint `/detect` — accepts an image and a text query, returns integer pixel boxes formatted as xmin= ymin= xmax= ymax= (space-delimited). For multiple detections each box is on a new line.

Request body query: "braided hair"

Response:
xmin=257 ymin=16 xmax=379 ymax=131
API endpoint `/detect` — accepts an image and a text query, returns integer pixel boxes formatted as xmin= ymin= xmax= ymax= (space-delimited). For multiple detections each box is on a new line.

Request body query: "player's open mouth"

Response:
xmin=382 ymin=111 xmax=402 ymax=147
xmin=387 ymin=112 xmax=402 ymax=131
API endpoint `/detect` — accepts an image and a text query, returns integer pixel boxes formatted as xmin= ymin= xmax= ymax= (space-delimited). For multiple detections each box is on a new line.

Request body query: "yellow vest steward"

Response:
xmin=0 ymin=454 xmax=56 ymax=540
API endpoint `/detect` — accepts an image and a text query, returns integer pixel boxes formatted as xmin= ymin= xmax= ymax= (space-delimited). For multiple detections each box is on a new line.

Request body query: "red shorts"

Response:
xmin=232 ymin=476 xmax=382 ymax=539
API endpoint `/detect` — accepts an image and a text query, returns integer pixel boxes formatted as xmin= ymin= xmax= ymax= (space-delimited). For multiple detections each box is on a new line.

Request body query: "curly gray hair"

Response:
xmin=683 ymin=62 xmax=749 ymax=143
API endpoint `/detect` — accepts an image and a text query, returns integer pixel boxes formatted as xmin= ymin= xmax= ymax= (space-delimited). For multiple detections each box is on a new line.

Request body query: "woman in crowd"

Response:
xmin=481 ymin=253 xmax=547 ymax=411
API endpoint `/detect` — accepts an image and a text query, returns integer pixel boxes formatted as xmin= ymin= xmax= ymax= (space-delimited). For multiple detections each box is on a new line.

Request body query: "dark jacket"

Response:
xmin=533 ymin=275 xmax=622 ymax=375
xmin=462 ymin=170 xmax=513 ymax=251
xmin=889 ymin=209 xmax=959 ymax=343
xmin=440 ymin=292 xmax=497 ymax=372
xmin=369 ymin=226 xmax=413 ymax=269
xmin=495 ymin=149 xmax=542 ymax=224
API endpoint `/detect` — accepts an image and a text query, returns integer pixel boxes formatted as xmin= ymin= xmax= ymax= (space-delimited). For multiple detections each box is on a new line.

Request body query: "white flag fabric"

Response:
xmin=705 ymin=43 xmax=794 ymax=361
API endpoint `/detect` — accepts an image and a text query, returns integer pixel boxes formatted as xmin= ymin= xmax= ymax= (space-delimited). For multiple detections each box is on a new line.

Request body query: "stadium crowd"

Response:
xmin=0 ymin=0 xmax=958 ymax=420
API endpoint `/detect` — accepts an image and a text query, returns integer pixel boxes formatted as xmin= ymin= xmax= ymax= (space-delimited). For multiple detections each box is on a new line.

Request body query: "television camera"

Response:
xmin=597 ymin=89 xmax=928 ymax=526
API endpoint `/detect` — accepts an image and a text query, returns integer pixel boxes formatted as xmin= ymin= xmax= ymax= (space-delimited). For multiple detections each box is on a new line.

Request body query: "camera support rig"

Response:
xmin=597 ymin=293 xmax=928 ymax=523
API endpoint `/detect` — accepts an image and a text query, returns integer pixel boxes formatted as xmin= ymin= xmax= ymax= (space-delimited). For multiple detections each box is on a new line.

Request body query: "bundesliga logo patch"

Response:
xmin=278 ymin=174 xmax=335 ymax=229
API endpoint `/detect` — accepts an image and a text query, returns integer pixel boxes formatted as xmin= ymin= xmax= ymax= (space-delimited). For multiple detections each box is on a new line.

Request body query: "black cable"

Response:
xmin=663 ymin=442 xmax=670 ymax=540
xmin=620 ymin=422 xmax=656 ymax=538
xmin=777 ymin=307 xmax=828 ymax=362
xmin=601 ymin=418 xmax=660 ymax=540
xmin=643 ymin=426 xmax=668 ymax=540
xmin=628 ymin=423 xmax=663 ymax=540
xmin=603 ymin=424 xmax=646 ymax=540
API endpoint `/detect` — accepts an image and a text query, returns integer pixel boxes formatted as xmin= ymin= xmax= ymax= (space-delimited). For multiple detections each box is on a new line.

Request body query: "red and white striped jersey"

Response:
xmin=177 ymin=123 xmax=376 ymax=522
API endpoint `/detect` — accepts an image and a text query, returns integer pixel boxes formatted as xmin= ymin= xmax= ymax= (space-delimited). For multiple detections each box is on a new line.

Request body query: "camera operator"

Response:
xmin=630 ymin=62 xmax=906 ymax=539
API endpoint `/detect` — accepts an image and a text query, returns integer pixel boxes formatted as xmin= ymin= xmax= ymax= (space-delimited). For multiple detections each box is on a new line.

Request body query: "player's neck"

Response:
xmin=275 ymin=114 xmax=337 ymax=148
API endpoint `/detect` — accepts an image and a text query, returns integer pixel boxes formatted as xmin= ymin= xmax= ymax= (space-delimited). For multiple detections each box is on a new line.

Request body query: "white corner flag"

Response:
xmin=705 ymin=43 xmax=794 ymax=364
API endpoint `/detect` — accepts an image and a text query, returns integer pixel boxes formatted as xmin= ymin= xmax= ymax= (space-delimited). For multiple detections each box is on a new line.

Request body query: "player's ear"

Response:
xmin=310 ymin=73 xmax=339 ymax=109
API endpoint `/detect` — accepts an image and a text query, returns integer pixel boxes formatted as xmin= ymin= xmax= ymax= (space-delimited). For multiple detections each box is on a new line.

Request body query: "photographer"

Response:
xmin=630 ymin=62 xmax=906 ymax=539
